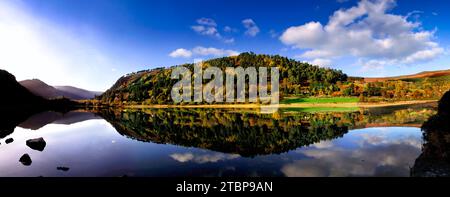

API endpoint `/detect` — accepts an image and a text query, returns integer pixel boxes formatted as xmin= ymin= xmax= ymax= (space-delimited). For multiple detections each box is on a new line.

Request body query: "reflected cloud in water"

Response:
xmin=282 ymin=128 xmax=422 ymax=177
xmin=170 ymin=152 xmax=240 ymax=163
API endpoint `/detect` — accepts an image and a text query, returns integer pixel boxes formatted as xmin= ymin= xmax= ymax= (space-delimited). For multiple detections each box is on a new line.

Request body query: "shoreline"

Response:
xmin=98 ymin=100 xmax=438 ymax=109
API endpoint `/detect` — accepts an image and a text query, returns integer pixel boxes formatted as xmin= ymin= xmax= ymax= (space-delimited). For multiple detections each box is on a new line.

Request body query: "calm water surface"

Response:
xmin=0 ymin=104 xmax=438 ymax=177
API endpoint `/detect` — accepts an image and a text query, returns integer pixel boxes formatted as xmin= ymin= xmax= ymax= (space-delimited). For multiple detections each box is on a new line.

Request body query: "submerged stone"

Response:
xmin=5 ymin=138 xmax=13 ymax=144
xmin=19 ymin=154 xmax=32 ymax=166
xmin=57 ymin=167 xmax=70 ymax=171
xmin=26 ymin=137 xmax=46 ymax=151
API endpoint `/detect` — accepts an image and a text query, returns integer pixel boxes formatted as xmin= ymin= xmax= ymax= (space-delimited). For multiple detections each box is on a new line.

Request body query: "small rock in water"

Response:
xmin=5 ymin=138 xmax=13 ymax=144
xmin=57 ymin=167 xmax=70 ymax=172
xmin=26 ymin=137 xmax=46 ymax=151
xmin=19 ymin=154 xmax=32 ymax=166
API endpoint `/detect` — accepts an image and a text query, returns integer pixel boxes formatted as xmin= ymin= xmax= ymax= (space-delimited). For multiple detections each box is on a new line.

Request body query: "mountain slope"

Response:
xmin=19 ymin=79 xmax=65 ymax=99
xmin=363 ymin=69 xmax=450 ymax=82
xmin=99 ymin=53 xmax=348 ymax=104
xmin=0 ymin=69 xmax=78 ymax=138
xmin=20 ymin=79 xmax=101 ymax=100
xmin=55 ymin=86 xmax=102 ymax=100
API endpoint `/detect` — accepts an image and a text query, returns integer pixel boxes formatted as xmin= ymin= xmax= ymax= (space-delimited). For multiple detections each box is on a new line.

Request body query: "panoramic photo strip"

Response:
xmin=1 ymin=0 xmax=450 ymax=195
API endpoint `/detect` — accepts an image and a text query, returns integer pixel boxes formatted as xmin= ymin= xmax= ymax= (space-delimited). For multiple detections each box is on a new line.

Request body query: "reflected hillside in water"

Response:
xmin=18 ymin=111 xmax=102 ymax=130
xmin=0 ymin=110 xmax=101 ymax=139
xmin=98 ymin=108 xmax=350 ymax=157
xmin=0 ymin=103 xmax=437 ymax=158
xmin=0 ymin=103 xmax=441 ymax=177
xmin=93 ymin=103 xmax=436 ymax=157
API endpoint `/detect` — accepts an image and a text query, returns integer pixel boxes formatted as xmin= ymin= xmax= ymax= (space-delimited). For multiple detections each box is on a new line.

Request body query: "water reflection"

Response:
xmin=0 ymin=103 xmax=444 ymax=177
xmin=97 ymin=108 xmax=350 ymax=157
xmin=282 ymin=128 xmax=422 ymax=177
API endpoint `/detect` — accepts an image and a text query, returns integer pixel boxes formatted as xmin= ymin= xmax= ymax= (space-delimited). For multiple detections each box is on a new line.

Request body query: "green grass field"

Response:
xmin=281 ymin=107 xmax=360 ymax=113
xmin=281 ymin=97 xmax=359 ymax=104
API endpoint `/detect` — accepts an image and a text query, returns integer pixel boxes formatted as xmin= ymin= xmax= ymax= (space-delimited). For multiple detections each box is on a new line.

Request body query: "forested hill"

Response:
xmin=98 ymin=53 xmax=348 ymax=104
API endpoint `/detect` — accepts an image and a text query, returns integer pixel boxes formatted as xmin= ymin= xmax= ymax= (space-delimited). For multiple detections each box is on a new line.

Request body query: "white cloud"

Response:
xmin=403 ymin=47 xmax=444 ymax=64
xmin=192 ymin=46 xmax=239 ymax=56
xmin=196 ymin=17 xmax=217 ymax=27
xmin=280 ymin=0 xmax=443 ymax=67
xmin=191 ymin=25 xmax=220 ymax=38
xmin=169 ymin=46 xmax=239 ymax=58
xmin=223 ymin=38 xmax=235 ymax=44
xmin=169 ymin=48 xmax=193 ymax=58
xmin=359 ymin=59 xmax=389 ymax=72
xmin=192 ymin=18 xmax=235 ymax=43
xmin=309 ymin=58 xmax=332 ymax=67
xmin=242 ymin=19 xmax=260 ymax=37
xmin=191 ymin=18 xmax=221 ymax=38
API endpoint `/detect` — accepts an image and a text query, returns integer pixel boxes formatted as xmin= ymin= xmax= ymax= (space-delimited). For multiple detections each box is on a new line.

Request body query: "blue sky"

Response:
xmin=0 ymin=0 xmax=449 ymax=91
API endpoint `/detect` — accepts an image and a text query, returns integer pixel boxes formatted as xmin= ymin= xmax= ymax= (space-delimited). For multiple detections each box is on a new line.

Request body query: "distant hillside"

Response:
xmin=20 ymin=79 xmax=101 ymax=100
xmin=363 ymin=69 xmax=450 ymax=82
xmin=99 ymin=53 xmax=348 ymax=104
xmin=55 ymin=86 xmax=102 ymax=100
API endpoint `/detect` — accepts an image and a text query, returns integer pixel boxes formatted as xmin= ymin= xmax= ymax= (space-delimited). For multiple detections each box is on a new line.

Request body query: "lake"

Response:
xmin=0 ymin=103 xmax=440 ymax=177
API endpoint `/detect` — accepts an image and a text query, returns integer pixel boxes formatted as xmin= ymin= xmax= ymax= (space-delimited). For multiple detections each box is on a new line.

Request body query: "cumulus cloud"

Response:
xmin=242 ymin=19 xmax=260 ymax=37
xmin=169 ymin=46 xmax=239 ymax=58
xmin=192 ymin=46 xmax=239 ymax=56
xmin=192 ymin=18 xmax=235 ymax=43
xmin=359 ymin=59 xmax=389 ymax=73
xmin=280 ymin=0 xmax=443 ymax=68
xmin=170 ymin=152 xmax=240 ymax=164
xmin=196 ymin=17 xmax=217 ymax=27
xmin=169 ymin=48 xmax=192 ymax=58
xmin=191 ymin=17 xmax=221 ymax=38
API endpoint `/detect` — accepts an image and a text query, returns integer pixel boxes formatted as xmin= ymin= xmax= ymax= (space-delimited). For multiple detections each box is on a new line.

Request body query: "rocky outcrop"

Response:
xmin=26 ymin=138 xmax=46 ymax=151
xmin=412 ymin=90 xmax=450 ymax=177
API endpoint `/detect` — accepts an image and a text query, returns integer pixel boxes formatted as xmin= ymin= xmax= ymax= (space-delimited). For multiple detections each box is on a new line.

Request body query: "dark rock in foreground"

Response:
xmin=412 ymin=89 xmax=450 ymax=177
xmin=19 ymin=154 xmax=32 ymax=166
xmin=5 ymin=138 xmax=14 ymax=144
xmin=438 ymin=90 xmax=450 ymax=115
xmin=26 ymin=137 xmax=46 ymax=151
xmin=57 ymin=167 xmax=70 ymax=171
